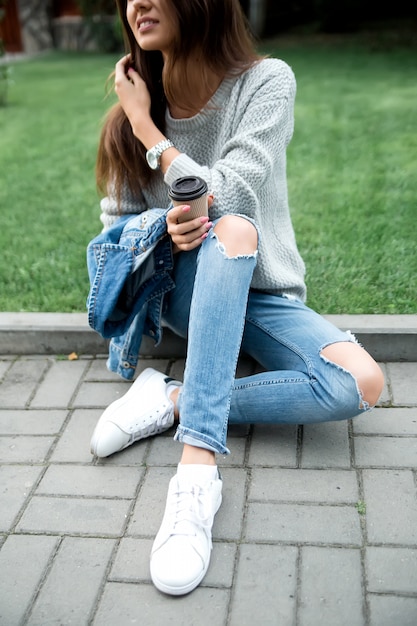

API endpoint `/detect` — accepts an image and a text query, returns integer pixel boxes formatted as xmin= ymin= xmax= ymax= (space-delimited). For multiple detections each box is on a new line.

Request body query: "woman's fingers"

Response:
xmin=167 ymin=206 xmax=213 ymax=251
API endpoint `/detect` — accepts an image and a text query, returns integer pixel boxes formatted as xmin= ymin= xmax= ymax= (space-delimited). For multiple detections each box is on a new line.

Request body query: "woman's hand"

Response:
xmin=114 ymin=55 xmax=152 ymax=136
xmin=166 ymin=196 xmax=214 ymax=252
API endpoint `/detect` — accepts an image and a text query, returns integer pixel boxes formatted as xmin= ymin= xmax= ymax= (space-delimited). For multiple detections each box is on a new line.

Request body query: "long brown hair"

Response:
xmin=96 ymin=0 xmax=261 ymax=200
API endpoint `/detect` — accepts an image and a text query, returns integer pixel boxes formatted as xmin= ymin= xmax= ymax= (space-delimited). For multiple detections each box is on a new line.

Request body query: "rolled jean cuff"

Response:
xmin=174 ymin=425 xmax=230 ymax=455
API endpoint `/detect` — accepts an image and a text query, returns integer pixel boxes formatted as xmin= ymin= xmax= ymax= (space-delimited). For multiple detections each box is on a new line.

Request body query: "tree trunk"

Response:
xmin=248 ymin=0 xmax=268 ymax=37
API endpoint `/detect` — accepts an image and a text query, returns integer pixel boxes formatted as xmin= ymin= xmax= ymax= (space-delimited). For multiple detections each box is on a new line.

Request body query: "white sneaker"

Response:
xmin=150 ymin=468 xmax=223 ymax=596
xmin=90 ymin=368 xmax=182 ymax=457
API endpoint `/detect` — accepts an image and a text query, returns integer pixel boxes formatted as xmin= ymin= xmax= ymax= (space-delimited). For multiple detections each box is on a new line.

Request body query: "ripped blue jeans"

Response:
xmin=162 ymin=218 xmax=368 ymax=455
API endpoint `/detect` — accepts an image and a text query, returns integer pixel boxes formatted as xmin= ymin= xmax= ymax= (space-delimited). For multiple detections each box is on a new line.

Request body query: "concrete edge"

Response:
xmin=0 ymin=312 xmax=416 ymax=361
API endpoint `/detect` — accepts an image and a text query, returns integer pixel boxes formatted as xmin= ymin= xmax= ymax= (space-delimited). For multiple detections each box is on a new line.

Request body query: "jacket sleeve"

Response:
xmin=164 ymin=60 xmax=296 ymax=220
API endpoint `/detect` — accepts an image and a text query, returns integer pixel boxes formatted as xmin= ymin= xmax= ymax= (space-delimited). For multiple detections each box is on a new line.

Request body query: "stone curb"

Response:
xmin=0 ymin=312 xmax=416 ymax=361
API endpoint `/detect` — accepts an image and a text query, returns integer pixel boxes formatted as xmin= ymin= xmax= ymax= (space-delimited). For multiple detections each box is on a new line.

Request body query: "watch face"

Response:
xmin=146 ymin=150 xmax=158 ymax=170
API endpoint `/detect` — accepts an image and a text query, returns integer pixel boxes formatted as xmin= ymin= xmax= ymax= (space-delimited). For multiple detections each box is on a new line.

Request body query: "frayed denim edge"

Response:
xmin=210 ymin=214 xmax=260 ymax=261
xmin=319 ymin=331 xmax=371 ymax=412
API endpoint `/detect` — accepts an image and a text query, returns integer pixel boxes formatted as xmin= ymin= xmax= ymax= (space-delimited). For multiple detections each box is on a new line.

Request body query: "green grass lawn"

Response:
xmin=277 ymin=41 xmax=417 ymax=314
xmin=0 ymin=42 xmax=416 ymax=314
xmin=0 ymin=52 xmax=119 ymax=311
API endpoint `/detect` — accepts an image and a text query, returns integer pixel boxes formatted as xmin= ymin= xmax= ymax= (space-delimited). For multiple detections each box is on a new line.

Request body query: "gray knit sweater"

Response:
xmin=100 ymin=58 xmax=306 ymax=300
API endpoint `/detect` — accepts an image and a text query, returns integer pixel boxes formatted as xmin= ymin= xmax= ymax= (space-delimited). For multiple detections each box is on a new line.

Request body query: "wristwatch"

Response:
xmin=146 ymin=139 xmax=175 ymax=170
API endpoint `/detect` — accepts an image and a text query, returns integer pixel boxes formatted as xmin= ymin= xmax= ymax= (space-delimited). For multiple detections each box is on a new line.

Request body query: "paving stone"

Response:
xmin=49 ymin=408 xmax=105 ymax=463
xmin=387 ymin=362 xmax=417 ymax=406
xmin=110 ymin=537 xmax=236 ymax=589
xmin=27 ymin=537 xmax=115 ymax=626
xmin=245 ymin=503 xmax=362 ymax=545
xmin=353 ymin=407 xmax=417 ymax=435
xmin=36 ymin=464 xmax=145 ymax=498
xmin=376 ymin=364 xmax=391 ymax=405
xmin=96 ymin=438 xmax=150 ymax=466
xmin=127 ymin=466 xmax=173 ymax=537
xmin=0 ymin=434 xmax=55 ymax=463
xmin=146 ymin=434 xmax=246 ymax=467
xmin=0 ymin=534 xmax=58 ymax=625
xmin=354 ymin=436 xmax=417 ymax=468
xmin=201 ymin=541 xmax=237 ymax=588
xmin=110 ymin=537 xmax=153 ymax=583
xmin=168 ymin=358 xmax=186 ymax=381
xmin=146 ymin=436 xmax=191 ymax=467
xmin=128 ymin=467 xmax=247 ymax=542
xmin=298 ymin=546 xmax=364 ymax=626
xmin=249 ymin=468 xmax=358 ymax=503
xmin=0 ymin=351 xmax=415 ymax=625
xmin=138 ymin=358 xmax=171 ymax=376
xmin=0 ymin=409 xmax=67 ymax=435
xmin=229 ymin=543 xmax=297 ymax=625
xmin=362 ymin=469 xmax=417 ymax=544
xmin=73 ymin=381 xmax=131 ymax=409
xmin=93 ymin=583 xmax=230 ymax=625
xmin=301 ymin=420 xmax=351 ymax=468
xmin=30 ymin=359 xmax=89 ymax=408
xmin=84 ymin=358 xmax=122 ymax=381
xmin=212 ymin=468 xmax=247 ymax=541
xmin=16 ymin=496 xmax=132 ymax=536
xmin=368 ymin=595 xmax=417 ymax=626
xmin=248 ymin=424 xmax=298 ymax=467
xmin=0 ymin=358 xmax=48 ymax=408
xmin=366 ymin=546 xmax=417 ymax=594
xmin=0 ymin=465 xmax=44 ymax=531
xmin=0 ymin=360 xmax=11 ymax=380
xmin=218 ymin=438 xmax=247 ymax=466
xmin=84 ymin=356 xmax=169 ymax=382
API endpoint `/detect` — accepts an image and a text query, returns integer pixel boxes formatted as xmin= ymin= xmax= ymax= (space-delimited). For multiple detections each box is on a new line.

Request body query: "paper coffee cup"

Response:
xmin=168 ymin=176 xmax=208 ymax=223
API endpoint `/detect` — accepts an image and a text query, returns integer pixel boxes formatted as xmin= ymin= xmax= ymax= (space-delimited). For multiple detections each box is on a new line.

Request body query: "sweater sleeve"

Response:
xmin=99 ymin=183 xmax=148 ymax=232
xmin=164 ymin=60 xmax=296 ymax=219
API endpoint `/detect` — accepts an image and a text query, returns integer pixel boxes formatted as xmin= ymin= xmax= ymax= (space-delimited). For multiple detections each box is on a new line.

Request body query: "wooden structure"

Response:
xmin=0 ymin=0 xmax=23 ymax=52
xmin=0 ymin=0 xmax=84 ymax=54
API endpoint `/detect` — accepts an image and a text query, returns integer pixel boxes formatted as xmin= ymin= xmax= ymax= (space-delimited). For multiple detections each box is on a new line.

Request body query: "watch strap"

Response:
xmin=147 ymin=139 xmax=175 ymax=169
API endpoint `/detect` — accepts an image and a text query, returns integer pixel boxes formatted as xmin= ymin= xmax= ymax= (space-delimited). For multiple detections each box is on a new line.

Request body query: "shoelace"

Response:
xmin=170 ymin=483 xmax=213 ymax=542
xmin=130 ymin=405 xmax=174 ymax=440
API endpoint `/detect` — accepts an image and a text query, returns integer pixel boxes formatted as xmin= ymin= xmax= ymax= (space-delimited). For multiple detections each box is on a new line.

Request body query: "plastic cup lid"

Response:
xmin=168 ymin=176 xmax=208 ymax=201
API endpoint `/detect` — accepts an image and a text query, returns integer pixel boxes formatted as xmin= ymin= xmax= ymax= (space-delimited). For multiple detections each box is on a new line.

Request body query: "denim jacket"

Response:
xmin=86 ymin=209 xmax=175 ymax=380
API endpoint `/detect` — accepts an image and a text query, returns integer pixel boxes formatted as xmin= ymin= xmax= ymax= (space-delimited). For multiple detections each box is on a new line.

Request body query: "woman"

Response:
xmin=90 ymin=0 xmax=384 ymax=596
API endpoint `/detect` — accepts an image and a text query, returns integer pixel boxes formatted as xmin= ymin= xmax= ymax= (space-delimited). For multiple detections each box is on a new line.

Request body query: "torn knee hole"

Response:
xmin=213 ymin=216 xmax=258 ymax=257
xmin=320 ymin=347 xmax=384 ymax=408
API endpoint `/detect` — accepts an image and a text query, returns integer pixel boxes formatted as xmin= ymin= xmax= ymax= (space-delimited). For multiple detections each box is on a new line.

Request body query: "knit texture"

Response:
xmin=100 ymin=58 xmax=306 ymax=300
